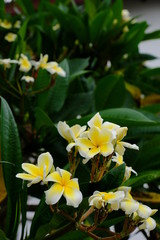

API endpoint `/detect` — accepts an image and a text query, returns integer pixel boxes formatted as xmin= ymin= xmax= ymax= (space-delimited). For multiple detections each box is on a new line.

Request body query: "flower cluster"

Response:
xmin=57 ymin=112 xmax=139 ymax=181
xmin=16 ymin=113 xmax=157 ymax=237
xmin=89 ymin=186 xmax=157 ymax=231
xmin=16 ymin=152 xmax=82 ymax=208
xmin=0 ymin=53 xmax=66 ymax=82
xmin=0 ymin=18 xmax=21 ymax=42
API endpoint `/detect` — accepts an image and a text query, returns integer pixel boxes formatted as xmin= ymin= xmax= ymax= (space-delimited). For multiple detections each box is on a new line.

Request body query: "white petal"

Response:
xmin=63 ymin=187 xmax=83 ymax=208
xmin=45 ymin=183 xmax=64 ymax=205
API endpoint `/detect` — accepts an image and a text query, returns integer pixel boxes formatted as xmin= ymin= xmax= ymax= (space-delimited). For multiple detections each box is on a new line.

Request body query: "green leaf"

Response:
xmin=144 ymin=30 xmax=160 ymax=41
xmin=30 ymin=196 xmax=52 ymax=238
xmin=55 ymin=91 xmax=93 ymax=121
xmin=112 ymin=0 xmax=123 ymax=22
xmin=95 ymin=75 xmax=126 ymax=110
xmin=85 ymin=0 xmax=99 ymax=21
xmin=90 ymin=9 xmax=113 ymax=42
xmin=35 ymin=107 xmax=55 ymax=131
xmin=15 ymin=0 xmax=34 ymax=15
xmin=67 ymin=14 xmax=87 ymax=43
xmin=132 ymin=136 xmax=160 ymax=171
xmin=34 ymin=212 xmax=68 ymax=240
xmin=48 ymin=59 xmax=70 ymax=114
xmin=68 ymin=108 xmax=156 ymax=127
xmin=68 ymin=58 xmax=89 ymax=81
xmin=33 ymin=68 xmax=51 ymax=110
xmin=0 ymin=230 xmax=9 ymax=240
xmin=123 ymin=170 xmax=160 ymax=188
xmin=99 ymin=164 xmax=125 ymax=191
xmin=0 ymin=97 xmax=22 ymax=238
xmin=0 ymin=0 xmax=5 ymax=18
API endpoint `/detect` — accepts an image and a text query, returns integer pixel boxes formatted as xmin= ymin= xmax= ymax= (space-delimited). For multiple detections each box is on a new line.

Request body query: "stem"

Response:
xmin=44 ymin=222 xmax=75 ymax=240
xmin=80 ymin=206 xmax=95 ymax=222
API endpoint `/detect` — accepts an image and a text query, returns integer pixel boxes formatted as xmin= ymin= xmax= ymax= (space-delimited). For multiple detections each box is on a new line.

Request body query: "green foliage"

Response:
xmin=0 ymin=97 xmax=23 ymax=239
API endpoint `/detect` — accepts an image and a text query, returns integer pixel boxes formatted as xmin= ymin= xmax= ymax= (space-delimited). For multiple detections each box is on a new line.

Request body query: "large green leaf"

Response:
xmin=132 ymin=136 xmax=160 ymax=171
xmin=0 ymin=97 xmax=22 ymax=238
xmin=95 ymin=75 xmax=126 ymax=110
xmin=55 ymin=91 xmax=93 ymax=121
xmin=48 ymin=59 xmax=70 ymax=114
xmin=68 ymin=108 xmax=156 ymax=127
xmin=67 ymin=14 xmax=87 ymax=43
xmin=33 ymin=69 xmax=52 ymax=110
xmin=99 ymin=164 xmax=125 ymax=191
xmin=112 ymin=0 xmax=123 ymax=22
xmin=90 ymin=9 xmax=113 ymax=42
xmin=123 ymin=170 xmax=160 ymax=188
xmin=30 ymin=196 xmax=52 ymax=238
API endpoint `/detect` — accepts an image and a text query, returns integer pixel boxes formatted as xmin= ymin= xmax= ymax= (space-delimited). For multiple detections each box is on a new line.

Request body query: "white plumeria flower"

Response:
xmin=19 ymin=54 xmax=32 ymax=72
xmin=45 ymin=61 xmax=66 ymax=77
xmin=124 ymin=166 xmax=137 ymax=181
xmin=57 ymin=121 xmax=86 ymax=152
xmin=139 ymin=217 xmax=157 ymax=231
xmin=112 ymin=153 xmax=124 ymax=165
xmin=0 ymin=58 xmax=18 ymax=68
xmin=52 ymin=23 xmax=60 ymax=31
xmin=89 ymin=190 xmax=125 ymax=210
xmin=4 ymin=33 xmax=17 ymax=42
xmin=137 ymin=204 xmax=157 ymax=219
xmin=77 ymin=126 xmax=115 ymax=164
xmin=14 ymin=20 xmax=21 ymax=29
xmin=120 ymin=189 xmax=139 ymax=215
xmin=88 ymin=112 xmax=119 ymax=133
xmin=112 ymin=153 xmax=137 ymax=181
xmin=121 ymin=9 xmax=131 ymax=22
xmin=31 ymin=54 xmax=49 ymax=70
xmin=0 ymin=19 xmax=12 ymax=29
xmin=45 ymin=167 xmax=82 ymax=208
xmin=16 ymin=152 xmax=54 ymax=187
xmin=21 ymin=75 xmax=34 ymax=83
xmin=115 ymin=127 xmax=139 ymax=155
xmin=121 ymin=198 xmax=139 ymax=215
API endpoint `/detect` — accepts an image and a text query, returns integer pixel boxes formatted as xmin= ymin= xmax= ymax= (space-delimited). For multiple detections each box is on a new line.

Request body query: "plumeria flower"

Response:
xmin=52 ymin=23 xmax=60 ymax=31
xmin=89 ymin=190 xmax=125 ymax=210
xmin=139 ymin=217 xmax=157 ymax=231
xmin=121 ymin=9 xmax=131 ymax=22
xmin=45 ymin=167 xmax=82 ymax=208
xmin=57 ymin=121 xmax=86 ymax=152
xmin=88 ymin=112 xmax=119 ymax=133
xmin=14 ymin=20 xmax=21 ymax=29
xmin=119 ymin=187 xmax=139 ymax=215
xmin=45 ymin=61 xmax=66 ymax=77
xmin=31 ymin=54 xmax=49 ymax=70
xmin=112 ymin=153 xmax=137 ymax=181
xmin=124 ymin=166 xmax=137 ymax=181
xmin=118 ymin=186 xmax=140 ymax=213
xmin=19 ymin=54 xmax=32 ymax=72
xmin=21 ymin=75 xmax=34 ymax=83
xmin=4 ymin=33 xmax=17 ymax=42
xmin=77 ymin=126 xmax=115 ymax=164
xmin=115 ymin=127 xmax=139 ymax=155
xmin=16 ymin=152 xmax=54 ymax=187
xmin=0 ymin=19 xmax=12 ymax=29
xmin=0 ymin=58 xmax=18 ymax=69
xmin=136 ymin=204 xmax=157 ymax=219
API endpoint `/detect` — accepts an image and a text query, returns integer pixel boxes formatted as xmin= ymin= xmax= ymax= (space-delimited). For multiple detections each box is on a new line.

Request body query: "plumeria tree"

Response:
xmin=1 ymin=0 xmax=160 ymax=239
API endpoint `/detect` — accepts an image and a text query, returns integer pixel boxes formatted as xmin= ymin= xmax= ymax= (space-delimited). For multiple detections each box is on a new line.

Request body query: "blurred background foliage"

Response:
xmin=1 ymin=0 xmax=160 ymax=239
